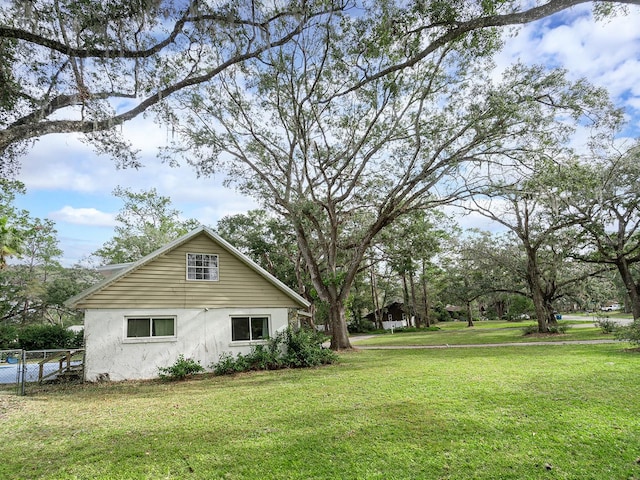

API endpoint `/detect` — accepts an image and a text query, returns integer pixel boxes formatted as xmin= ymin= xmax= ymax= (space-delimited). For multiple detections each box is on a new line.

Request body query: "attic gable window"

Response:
xmin=187 ymin=253 xmax=219 ymax=281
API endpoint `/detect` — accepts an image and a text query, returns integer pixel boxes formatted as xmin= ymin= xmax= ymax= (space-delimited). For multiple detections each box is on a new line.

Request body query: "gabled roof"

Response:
xmin=65 ymin=226 xmax=310 ymax=309
xmin=95 ymin=262 xmax=132 ymax=278
xmin=364 ymin=301 xmax=406 ymax=319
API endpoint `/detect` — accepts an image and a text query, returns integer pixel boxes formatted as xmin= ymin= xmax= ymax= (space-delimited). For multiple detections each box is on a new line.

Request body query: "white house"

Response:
xmin=65 ymin=226 xmax=310 ymax=381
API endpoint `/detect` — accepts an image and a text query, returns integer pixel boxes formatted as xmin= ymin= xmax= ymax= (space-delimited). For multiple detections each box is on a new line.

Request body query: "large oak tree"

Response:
xmin=566 ymin=143 xmax=640 ymax=319
xmin=0 ymin=0 xmax=345 ymax=176
xmin=2 ymin=0 xmax=638 ymax=179
xmin=166 ymin=4 xmax=617 ymax=347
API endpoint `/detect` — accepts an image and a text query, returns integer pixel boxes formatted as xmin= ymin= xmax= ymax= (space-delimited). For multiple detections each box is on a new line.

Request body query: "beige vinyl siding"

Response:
xmin=76 ymin=233 xmax=303 ymax=309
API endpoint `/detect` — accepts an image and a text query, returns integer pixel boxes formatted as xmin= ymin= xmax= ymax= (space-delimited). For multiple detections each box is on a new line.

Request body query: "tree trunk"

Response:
xmin=466 ymin=301 xmax=474 ymax=327
xmin=305 ymin=303 xmax=317 ymax=331
xmin=616 ymin=258 xmax=640 ymax=321
xmin=526 ymin=249 xmax=550 ymax=333
xmin=531 ymin=292 xmax=549 ymax=332
xmin=401 ymin=271 xmax=410 ymax=324
xmin=21 ymin=298 xmax=30 ymax=324
xmin=546 ymin=300 xmax=558 ymax=326
xmin=329 ymin=301 xmax=352 ymax=350
xmin=421 ymin=270 xmax=431 ymax=327
xmin=370 ymin=264 xmax=383 ymax=329
xmin=409 ymin=272 xmax=419 ymax=327
xmin=463 ymin=276 xmax=474 ymax=327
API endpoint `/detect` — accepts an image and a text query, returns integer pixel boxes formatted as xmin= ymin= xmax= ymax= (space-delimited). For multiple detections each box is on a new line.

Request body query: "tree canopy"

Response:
xmin=2 ymin=0 xmax=638 ymax=179
xmin=162 ymin=2 xmax=628 ymax=346
xmin=0 ymin=181 xmax=98 ymax=325
xmin=0 ymin=0 xmax=345 ymax=177
xmin=0 ymin=180 xmax=27 ymax=268
xmin=564 ymin=143 xmax=640 ymax=319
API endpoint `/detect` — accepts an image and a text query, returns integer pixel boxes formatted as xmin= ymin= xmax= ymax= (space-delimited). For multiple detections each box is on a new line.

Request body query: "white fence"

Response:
xmin=381 ymin=320 xmax=407 ymax=330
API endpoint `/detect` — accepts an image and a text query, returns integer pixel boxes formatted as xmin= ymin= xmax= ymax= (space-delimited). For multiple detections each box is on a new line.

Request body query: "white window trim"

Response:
xmin=229 ymin=315 xmax=271 ymax=344
xmin=186 ymin=253 xmax=219 ymax=282
xmin=123 ymin=316 xmax=178 ymax=344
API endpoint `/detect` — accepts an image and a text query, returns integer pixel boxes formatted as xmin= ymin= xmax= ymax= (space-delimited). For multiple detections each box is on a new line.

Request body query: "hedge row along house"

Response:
xmin=66 ymin=227 xmax=309 ymax=381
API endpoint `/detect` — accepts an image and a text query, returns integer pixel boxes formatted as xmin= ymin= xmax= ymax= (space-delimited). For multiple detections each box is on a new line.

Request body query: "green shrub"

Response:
xmin=72 ymin=329 xmax=84 ymax=347
xmin=394 ymin=326 xmax=441 ymax=333
xmin=595 ymin=316 xmax=617 ymax=334
xmin=347 ymin=319 xmax=375 ymax=333
xmin=17 ymin=324 xmax=76 ymax=350
xmin=614 ymin=320 xmax=640 ymax=346
xmin=158 ymin=354 xmax=205 ymax=381
xmin=0 ymin=325 xmax=18 ymax=349
xmin=433 ymin=306 xmax=451 ymax=323
xmin=392 ymin=327 xmax=415 ymax=333
xmin=522 ymin=323 xmax=569 ymax=336
xmin=548 ymin=323 xmax=570 ymax=334
xmin=280 ymin=327 xmax=337 ymax=368
xmin=212 ymin=352 xmax=242 ymax=375
xmin=211 ymin=326 xmax=338 ymax=375
xmin=244 ymin=344 xmax=283 ymax=371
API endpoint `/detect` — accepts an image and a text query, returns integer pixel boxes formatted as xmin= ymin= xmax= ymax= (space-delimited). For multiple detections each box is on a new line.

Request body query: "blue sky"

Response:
xmin=13 ymin=4 xmax=640 ymax=267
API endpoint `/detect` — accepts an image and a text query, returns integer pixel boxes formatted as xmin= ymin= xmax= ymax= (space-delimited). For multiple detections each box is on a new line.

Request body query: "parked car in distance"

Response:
xmin=600 ymin=304 xmax=621 ymax=311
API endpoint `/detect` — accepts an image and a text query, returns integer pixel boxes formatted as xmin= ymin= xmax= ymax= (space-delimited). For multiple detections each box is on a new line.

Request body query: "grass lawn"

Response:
xmin=352 ymin=321 xmax=614 ymax=347
xmin=1 ymin=343 xmax=640 ymax=479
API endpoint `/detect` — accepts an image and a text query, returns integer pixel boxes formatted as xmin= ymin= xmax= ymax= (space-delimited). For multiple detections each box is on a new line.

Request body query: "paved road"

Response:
xmin=350 ymin=339 xmax=620 ymax=350
xmin=558 ymin=315 xmax=634 ymax=328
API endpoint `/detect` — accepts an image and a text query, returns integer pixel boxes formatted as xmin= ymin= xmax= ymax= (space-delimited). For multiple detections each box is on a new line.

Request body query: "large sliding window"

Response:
xmin=126 ymin=317 xmax=176 ymax=339
xmin=231 ymin=316 xmax=269 ymax=342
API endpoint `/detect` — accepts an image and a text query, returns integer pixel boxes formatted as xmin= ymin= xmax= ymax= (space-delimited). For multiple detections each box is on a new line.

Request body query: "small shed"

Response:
xmin=365 ymin=301 xmax=409 ymax=330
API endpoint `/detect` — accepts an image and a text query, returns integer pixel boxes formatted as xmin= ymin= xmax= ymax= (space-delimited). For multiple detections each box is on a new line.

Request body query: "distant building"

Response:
xmin=364 ymin=301 xmax=410 ymax=330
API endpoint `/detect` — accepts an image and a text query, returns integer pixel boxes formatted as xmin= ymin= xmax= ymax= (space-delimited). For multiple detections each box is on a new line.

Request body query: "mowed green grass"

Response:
xmin=353 ymin=321 xmax=613 ymax=346
xmin=1 ymin=343 xmax=640 ymax=479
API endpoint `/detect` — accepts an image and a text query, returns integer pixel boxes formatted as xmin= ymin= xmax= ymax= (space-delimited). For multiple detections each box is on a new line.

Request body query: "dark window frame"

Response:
xmin=231 ymin=316 xmax=270 ymax=342
xmin=126 ymin=316 xmax=176 ymax=339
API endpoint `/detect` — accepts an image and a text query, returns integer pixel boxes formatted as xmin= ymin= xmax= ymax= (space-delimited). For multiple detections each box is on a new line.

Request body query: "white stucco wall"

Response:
xmin=83 ymin=307 xmax=290 ymax=381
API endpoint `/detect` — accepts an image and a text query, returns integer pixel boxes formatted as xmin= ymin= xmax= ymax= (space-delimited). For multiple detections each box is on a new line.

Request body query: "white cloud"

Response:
xmin=496 ymin=6 xmax=640 ymax=105
xmin=50 ymin=206 xmax=117 ymax=227
xmin=20 ymin=136 xmax=123 ymax=194
xmin=20 ymin=115 xmax=255 ymax=206
xmin=18 ymin=116 xmax=259 ymax=266
xmin=192 ymin=200 xmax=260 ymax=228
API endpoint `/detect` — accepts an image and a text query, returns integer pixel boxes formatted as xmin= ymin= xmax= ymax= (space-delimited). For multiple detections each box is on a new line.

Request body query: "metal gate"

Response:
xmin=0 ymin=349 xmax=23 ymax=396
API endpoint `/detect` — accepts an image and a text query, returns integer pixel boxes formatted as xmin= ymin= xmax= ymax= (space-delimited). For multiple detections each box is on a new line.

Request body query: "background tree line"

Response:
xmin=1 ymin=172 xmax=634 ymax=350
xmin=2 ymin=1 xmax=640 ymax=349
